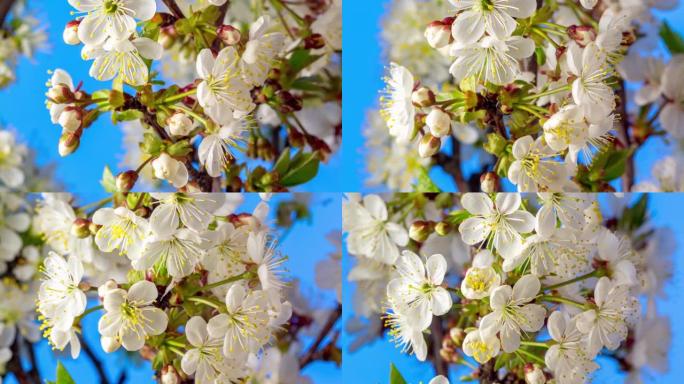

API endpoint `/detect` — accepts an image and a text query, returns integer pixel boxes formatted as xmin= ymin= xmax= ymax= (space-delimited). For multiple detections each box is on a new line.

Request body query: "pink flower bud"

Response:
xmin=568 ymin=25 xmax=596 ymax=47
xmin=425 ymin=20 xmax=452 ymax=49
xmin=58 ymin=106 xmax=83 ymax=133
xmin=217 ymin=25 xmax=242 ymax=46
xmin=426 ymin=108 xmax=452 ymax=137
xmin=63 ymin=20 xmax=81 ymax=45
xmin=418 ymin=134 xmax=441 ymax=158
xmin=167 ymin=113 xmax=193 ymax=137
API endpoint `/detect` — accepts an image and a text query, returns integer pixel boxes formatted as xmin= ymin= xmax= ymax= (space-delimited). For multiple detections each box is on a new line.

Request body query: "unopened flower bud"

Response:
xmin=70 ymin=218 xmax=91 ymax=238
xmin=217 ymin=25 xmax=242 ymax=46
xmin=98 ymin=280 xmax=118 ymax=298
xmin=58 ymin=131 xmax=80 ymax=157
xmin=159 ymin=26 xmax=177 ymax=49
xmin=480 ymin=172 xmax=500 ymax=192
xmin=161 ymin=366 xmax=180 ymax=384
xmin=434 ymin=221 xmax=451 ymax=236
xmin=567 ymin=25 xmax=596 ymax=47
xmin=411 ymin=86 xmax=435 ymax=108
xmin=426 ymin=108 xmax=451 ymax=137
xmin=100 ymin=336 xmax=121 ymax=353
xmin=58 ymin=106 xmax=83 ymax=133
xmin=418 ymin=134 xmax=441 ymax=158
xmin=409 ymin=220 xmax=434 ymax=242
xmin=116 ymin=170 xmax=139 ymax=192
xmin=449 ymin=327 xmax=465 ymax=347
xmin=63 ymin=20 xmax=81 ymax=45
xmin=525 ymin=364 xmax=546 ymax=384
xmin=167 ymin=113 xmax=193 ymax=137
xmin=48 ymin=83 xmax=74 ymax=104
xmin=425 ymin=20 xmax=452 ymax=49
xmin=304 ymin=33 xmax=326 ymax=50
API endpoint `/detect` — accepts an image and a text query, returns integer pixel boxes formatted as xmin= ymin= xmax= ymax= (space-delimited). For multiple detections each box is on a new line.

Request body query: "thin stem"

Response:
xmin=537 ymin=295 xmax=587 ymax=309
xmin=521 ymin=85 xmax=571 ymax=102
xmin=520 ymin=341 xmax=550 ymax=348
xmin=0 ymin=0 xmax=17 ymax=29
xmin=136 ymin=157 xmax=154 ymax=173
xmin=162 ymin=88 xmax=197 ymax=104
xmin=299 ymin=303 xmax=342 ymax=368
xmin=187 ymin=297 xmax=221 ymax=309
xmin=162 ymin=0 xmax=185 ymax=19
xmin=80 ymin=197 xmax=113 ymax=215
xmin=78 ymin=305 xmax=104 ymax=320
xmin=199 ymin=271 xmax=255 ymax=292
xmin=542 ymin=269 xmax=601 ymax=291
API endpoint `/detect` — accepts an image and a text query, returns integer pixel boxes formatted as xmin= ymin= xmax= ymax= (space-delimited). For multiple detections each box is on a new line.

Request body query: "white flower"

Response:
xmin=246 ymin=232 xmax=286 ymax=290
xmin=207 ymin=285 xmax=270 ymax=356
xmin=152 ymin=153 xmax=189 ymax=188
xmin=480 ymin=275 xmax=546 ymax=352
xmin=88 ymin=37 xmax=162 ymax=86
xmin=386 ymin=302 xmax=428 ymax=361
xmin=461 ymin=250 xmax=501 ymax=299
xmin=449 ymin=36 xmax=535 ymax=85
xmin=149 ymin=193 xmax=224 ymax=237
xmin=535 ymin=193 xmax=590 ymax=237
xmin=627 ymin=315 xmax=671 ymax=379
xmin=508 ymin=135 xmax=571 ymax=191
xmin=198 ymin=120 xmax=247 ymax=178
xmin=342 ymin=194 xmax=409 ymax=264
xmin=575 ymin=277 xmax=639 ymax=355
xmin=181 ymin=316 xmax=225 ymax=384
xmin=196 ymin=47 xmax=255 ymax=118
xmin=659 ymin=56 xmax=684 ymax=138
xmin=0 ymin=131 xmax=25 ymax=188
xmin=311 ymin=0 xmax=342 ymax=51
xmin=93 ymin=206 xmax=149 ymax=259
xmin=387 ymin=251 xmax=452 ymax=326
xmin=545 ymin=311 xmax=598 ymax=384
xmin=429 ymin=375 xmax=449 ymax=384
xmin=241 ymin=16 xmax=285 ymax=87
xmin=315 ymin=231 xmax=342 ymax=303
xmin=35 ymin=194 xmax=95 ymax=259
xmin=48 ymin=325 xmax=82 ymax=359
xmin=595 ymin=229 xmax=638 ymax=286
xmin=203 ymin=222 xmax=248 ymax=297
xmin=566 ymin=42 xmax=614 ymax=117
xmin=69 ymin=0 xmax=156 ymax=45
xmin=380 ymin=63 xmax=416 ymax=144
xmin=37 ymin=252 xmax=87 ymax=331
xmin=0 ymin=200 xmax=29 ymax=261
xmin=505 ymin=230 xmax=591 ymax=277
xmin=98 ymin=280 xmax=168 ymax=351
xmin=134 ymin=228 xmax=204 ymax=278
xmin=458 ymin=193 xmax=535 ymax=258
xmin=168 ymin=113 xmax=193 ymax=137
xmin=462 ymin=328 xmax=501 ymax=363
xmin=449 ymin=0 xmax=536 ymax=43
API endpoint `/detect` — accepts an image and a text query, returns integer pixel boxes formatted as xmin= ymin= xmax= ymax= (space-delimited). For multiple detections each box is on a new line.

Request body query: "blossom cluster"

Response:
xmin=45 ymin=0 xmax=341 ymax=192
xmin=0 ymin=1 xmax=47 ymax=89
xmin=30 ymin=192 xmax=310 ymax=383
xmin=343 ymin=193 xmax=673 ymax=383
xmin=369 ymin=0 xmax=683 ymax=193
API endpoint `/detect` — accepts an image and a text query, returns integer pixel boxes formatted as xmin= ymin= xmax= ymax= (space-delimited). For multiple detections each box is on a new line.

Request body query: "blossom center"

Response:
xmin=103 ymin=0 xmax=120 ymax=14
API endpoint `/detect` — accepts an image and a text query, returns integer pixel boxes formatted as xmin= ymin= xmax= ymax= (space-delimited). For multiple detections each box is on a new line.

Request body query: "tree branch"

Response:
xmin=299 ymin=303 xmax=342 ymax=368
xmin=618 ymin=80 xmax=634 ymax=192
xmin=79 ymin=336 xmax=110 ymax=384
xmin=162 ymin=0 xmax=185 ymax=19
xmin=0 ymin=0 xmax=17 ymax=30
xmin=7 ymin=336 xmax=36 ymax=384
xmin=430 ymin=317 xmax=448 ymax=377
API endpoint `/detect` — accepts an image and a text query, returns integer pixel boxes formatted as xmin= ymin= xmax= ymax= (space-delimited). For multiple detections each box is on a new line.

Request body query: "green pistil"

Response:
xmin=103 ymin=0 xmax=119 ymax=14
xmin=480 ymin=0 xmax=495 ymax=12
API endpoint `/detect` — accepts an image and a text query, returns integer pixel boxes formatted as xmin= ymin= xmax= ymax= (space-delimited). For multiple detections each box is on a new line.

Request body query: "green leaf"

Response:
xmin=447 ymin=209 xmax=472 ymax=225
xmin=101 ymin=166 xmax=117 ymax=194
xmin=660 ymin=21 xmax=684 ymax=54
xmin=56 ymin=362 xmax=76 ymax=384
xmin=280 ymin=152 xmax=320 ymax=187
xmin=140 ymin=132 xmax=164 ymax=156
xmin=166 ymin=140 xmax=193 ymax=157
xmin=288 ymin=49 xmax=321 ymax=75
xmin=389 ymin=363 xmax=408 ymax=384
xmin=414 ymin=166 xmax=440 ymax=192
xmin=113 ymin=109 xmax=144 ymax=123
xmin=273 ymin=149 xmax=291 ymax=175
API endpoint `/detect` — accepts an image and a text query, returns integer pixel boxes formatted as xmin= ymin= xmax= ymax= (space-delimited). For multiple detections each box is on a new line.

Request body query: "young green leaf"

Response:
xmin=389 ymin=363 xmax=408 ymax=384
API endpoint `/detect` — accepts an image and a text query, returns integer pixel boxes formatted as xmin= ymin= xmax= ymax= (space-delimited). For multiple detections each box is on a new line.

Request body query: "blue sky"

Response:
xmin=342 ymin=1 xmax=684 ymax=193
xmin=4 ymin=193 xmax=342 ymax=384
xmin=0 ymin=0 xmax=342 ymax=201
xmin=342 ymin=193 xmax=684 ymax=383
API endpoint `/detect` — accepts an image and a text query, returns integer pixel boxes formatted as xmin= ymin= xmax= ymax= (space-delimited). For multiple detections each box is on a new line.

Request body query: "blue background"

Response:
xmin=4 ymin=193 xmax=342 ymax=384
xmin=341 ymin=194 xmax=684 ymax=383
xmin=0 ymin=0 xmax=343 ymax=201
xmin=342 ymin=1 xmax=684 ymax=192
